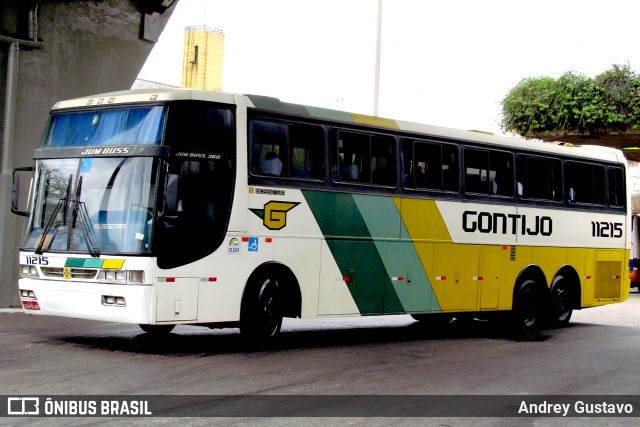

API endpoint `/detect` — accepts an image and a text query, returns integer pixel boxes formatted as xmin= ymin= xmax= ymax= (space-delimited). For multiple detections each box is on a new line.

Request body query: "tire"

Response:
xmin=548 ymin=276 xmax=573 ymax=328
xmin=240 ymin=272 xmax=283 ymax=341
xmin=510 ymin=279 xmax=542 ymax=336
xmin=139 ymin=324 xmax=175 ymax=334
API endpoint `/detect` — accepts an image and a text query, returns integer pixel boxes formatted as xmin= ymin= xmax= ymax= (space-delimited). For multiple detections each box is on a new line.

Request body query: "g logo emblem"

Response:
xmin=250 ymin=201 xmax=299 ymax=230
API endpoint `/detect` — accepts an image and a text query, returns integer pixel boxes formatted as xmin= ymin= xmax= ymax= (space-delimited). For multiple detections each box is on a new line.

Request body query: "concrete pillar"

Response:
xmin=0 ymin=0 xmax=178 ymax=307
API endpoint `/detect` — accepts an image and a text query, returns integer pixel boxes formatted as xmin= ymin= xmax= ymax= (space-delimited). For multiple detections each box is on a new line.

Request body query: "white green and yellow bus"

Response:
xmin=13 ymin=89 xmax=630 ymax=339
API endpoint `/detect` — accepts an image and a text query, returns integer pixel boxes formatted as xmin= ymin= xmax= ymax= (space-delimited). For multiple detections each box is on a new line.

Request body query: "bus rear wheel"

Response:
xmin=240 ymin=273 xmax=283 ymax=341
xmin=510 ymin=279 xmax=542 ymax=337
xmin=548 ymin=277 xmax=573 ymax=328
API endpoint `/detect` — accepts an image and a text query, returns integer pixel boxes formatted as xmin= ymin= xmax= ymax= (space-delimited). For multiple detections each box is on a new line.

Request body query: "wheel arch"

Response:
xmin=513 ymin=264 xmax=548 ymax=304
xmin=241 ymin=262 xmax=302 ymax=319
xmin=551 ymin=265 xmax=582 ymax=309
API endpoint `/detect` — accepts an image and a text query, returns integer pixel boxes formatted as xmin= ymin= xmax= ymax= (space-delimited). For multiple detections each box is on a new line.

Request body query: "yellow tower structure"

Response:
xmin=182 ymin=26 xmax=224 ymax=91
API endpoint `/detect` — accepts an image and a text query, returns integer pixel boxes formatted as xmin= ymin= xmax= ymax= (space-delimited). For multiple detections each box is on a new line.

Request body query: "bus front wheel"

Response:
xmin=240 ymin=272 xmax=283 ymax=341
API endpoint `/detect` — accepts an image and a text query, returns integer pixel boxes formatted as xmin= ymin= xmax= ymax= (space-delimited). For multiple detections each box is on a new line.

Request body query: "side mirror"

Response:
xmin=12 ymin=167 xmax=34 ymax=217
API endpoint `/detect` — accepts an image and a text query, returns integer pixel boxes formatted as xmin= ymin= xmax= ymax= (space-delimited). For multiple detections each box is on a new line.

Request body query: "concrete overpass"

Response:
xmin=0 ymin=0 xmax=179 ymax=307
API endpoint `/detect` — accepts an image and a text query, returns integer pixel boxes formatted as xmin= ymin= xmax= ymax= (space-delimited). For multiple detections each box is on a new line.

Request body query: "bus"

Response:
xmin=630 ymin=214 xmax=639 ymax=289
xmin=13 ymin=88 xmax=630 ymax=340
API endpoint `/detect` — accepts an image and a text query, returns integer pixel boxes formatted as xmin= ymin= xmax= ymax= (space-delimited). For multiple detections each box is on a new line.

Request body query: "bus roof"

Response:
xmin=51 ymin=88 xmax=238 ymax=110
xmin=51 ymin=88 xmax=626 ymax=165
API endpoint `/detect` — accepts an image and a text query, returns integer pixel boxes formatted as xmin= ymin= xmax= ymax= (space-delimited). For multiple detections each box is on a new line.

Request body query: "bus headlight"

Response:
xmin=102 ymin=295 xmax=126 ymax=306
xmin=128 ymin=270 xmax=144 ymax=283
xmin=98 ymin=269 xmax=145 ymax=284
xmin=20 ymin=289 xmax=36 ymax=299
xmin=98 ymin=270 xmax=127 ymax=282
xmin=19 ymin=265 xmax=38 ymax=277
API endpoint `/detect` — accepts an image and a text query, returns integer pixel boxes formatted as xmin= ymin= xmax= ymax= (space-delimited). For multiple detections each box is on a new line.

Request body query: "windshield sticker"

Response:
xmin=94 ymin=223 xmax=126 ymax=230
xmin=34 ymin=145 xmax=168 ymax=159
xmin=174 ymin=151 xmax=222 ymax=160
xmin=228 ymin=238 xmax=240 ymax=254
xmin=250 ymin=201 xmax=299 ymax=230
xmin=250 ymin=187 xmax=285 ymax=196
xmin=80 ymin=158 xmax=92 ymax=172
xmin=79 ymin=147 xmax=130 ymax=156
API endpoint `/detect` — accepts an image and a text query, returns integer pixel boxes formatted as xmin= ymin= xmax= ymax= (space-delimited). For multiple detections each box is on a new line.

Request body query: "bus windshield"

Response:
xmin=22 ymin=156 xmax=158 ymax=255
xmin=43 ymin=106 xmax=165 ymax=147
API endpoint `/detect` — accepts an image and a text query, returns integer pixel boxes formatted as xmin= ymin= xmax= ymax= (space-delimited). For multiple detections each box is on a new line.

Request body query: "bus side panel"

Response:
xmin=629 ymin=215 xmax=639 ymax=286
xmin=594 ymin=249 xmax=627 ymax=301
xmin=156 ymin=277 xmax=198 ymax=322
xmin=432 ymin=243 xmax=480 ymax=311
xmin=582 ymin=248 xmax=597 ymax=307
xmin=497 ymin=245 xmax=532 ymax=311
xmin=190 ymin=237 xmax=274 ymax=323
xmin=479 ymin=245 xmax=503 ymax=310
xmin=273 ymin=237 xmax=322 ymax=318
xmin=318 ymin=241 xmax=361 ymax=316
xmin=354 ymin=195 xmax=436 ymax=313
xmin=532 ymin=246 xmax=567 ymax=287
xmin=306 ymin=191 xmax=441 ymax=316
xmin=566 ymin=246 xmax=586 ymax=302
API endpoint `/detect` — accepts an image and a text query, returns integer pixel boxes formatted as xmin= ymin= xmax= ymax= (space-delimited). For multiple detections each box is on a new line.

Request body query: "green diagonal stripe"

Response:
xmin=302 ymin=190 xmax=403 ymax=314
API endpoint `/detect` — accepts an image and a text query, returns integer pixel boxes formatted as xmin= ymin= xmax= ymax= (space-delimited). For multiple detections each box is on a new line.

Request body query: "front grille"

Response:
xmin=40 ymin=267 xmax=98 ymax=280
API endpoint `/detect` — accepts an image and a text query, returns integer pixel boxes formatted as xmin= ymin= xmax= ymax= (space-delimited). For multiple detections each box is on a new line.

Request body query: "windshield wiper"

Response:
xmin=71 ymin=176 xmax=101 ymax=258
xmin=34 ymin=175 xmax=101 ymax=257
xmin=34 ymin=175 xmax=72 ymax=255
xmin=72 ymin=200 xmax=100 ymax=257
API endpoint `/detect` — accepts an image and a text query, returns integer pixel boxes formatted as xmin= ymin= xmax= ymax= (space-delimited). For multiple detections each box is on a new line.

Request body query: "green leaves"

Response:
xmin=501 ymin=64 xmax=640 ymax=136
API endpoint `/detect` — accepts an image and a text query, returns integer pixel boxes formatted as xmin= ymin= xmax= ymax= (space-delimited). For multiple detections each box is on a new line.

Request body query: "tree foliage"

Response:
xmin=501 ymin=64 xmax=640 ymax=136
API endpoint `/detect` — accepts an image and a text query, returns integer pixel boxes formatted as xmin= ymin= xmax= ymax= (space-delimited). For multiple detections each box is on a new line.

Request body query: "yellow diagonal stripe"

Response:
xmin=102 ymin=259 xmax=125 ymax=269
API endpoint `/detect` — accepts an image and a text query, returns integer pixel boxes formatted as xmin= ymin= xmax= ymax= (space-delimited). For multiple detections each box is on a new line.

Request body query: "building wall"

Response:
xmin=182 ymin=26 xmax=224 ymax=91
xmin=0 ymin=0 xmax=177 ymax=307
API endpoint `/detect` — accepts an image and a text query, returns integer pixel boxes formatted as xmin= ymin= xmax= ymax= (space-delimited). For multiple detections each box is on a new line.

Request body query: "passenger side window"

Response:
xmin=334 ymin=130 xmax=396 ymax=187
xmin=249 ymin=119 xmax=324 ymax=180
xmin=464 ymin=148 xmax=513 ymax=197
xmin=402 ymin=139 xmax=459 ymax=192
xmin=608 ymin=166 xmax=625 ymax=208
xmin=289 ymin=125 xmax=324 ymax=179
xmin=516 ymin=155 xmax=562 ymax=202
xmin=565 ymin=161 xmax=605 ymax=205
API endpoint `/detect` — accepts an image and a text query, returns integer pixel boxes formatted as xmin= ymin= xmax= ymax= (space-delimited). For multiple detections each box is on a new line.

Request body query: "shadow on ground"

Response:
xmin=58 ymin=316 xmax=561 ymax=356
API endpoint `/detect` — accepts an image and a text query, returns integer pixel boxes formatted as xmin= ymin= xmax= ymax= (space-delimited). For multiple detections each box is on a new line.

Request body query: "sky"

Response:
xmin=138 ymin=0 xmax=640 ymax=136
